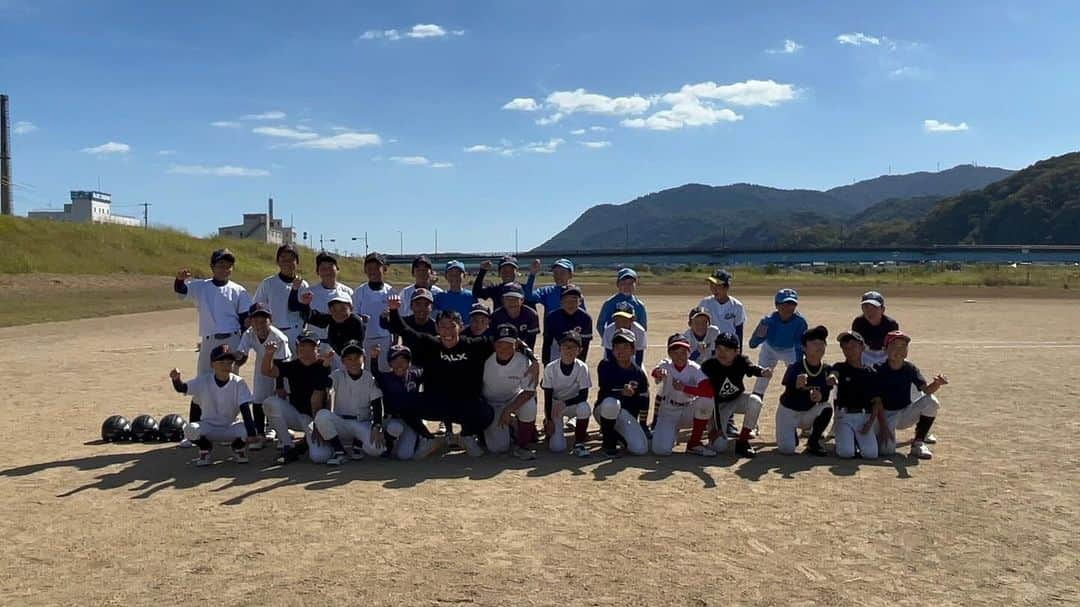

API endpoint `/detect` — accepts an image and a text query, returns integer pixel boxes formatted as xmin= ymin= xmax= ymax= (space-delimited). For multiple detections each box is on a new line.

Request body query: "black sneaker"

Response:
xmin=277 ymin=446 xmax=299 ymax=465
xmin=805 ymin=440 xmax=827 ymax=456
xmin=604 ymin=445 xmax=620 ymax=457
xmin=735 ymin=440 xmax=757 ymax=458
xmin=726 ymin=415 xmax=739 ymax=437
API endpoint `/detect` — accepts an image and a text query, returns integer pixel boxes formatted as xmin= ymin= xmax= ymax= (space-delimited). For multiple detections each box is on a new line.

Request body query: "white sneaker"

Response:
xmin=460 ymin=435 xmax=484 ymax=457
xmin=572 ymin=444 xmax=590 ymax=458
xmin=924 ymin=433 xmax=938 ymax=444
xmin=412 ymin=436 xmax=444 ymax=460
xmin=232 ymin=448 xmax=249 ymax=464
xmin=195 ymin=451 xmax=212 ymax=467
xmin=178 ymin=438 xmax=194 ymax=449
xmin=264 ymin=428 xmax=277 ymax=441
xmin=326 ymin=452 xmax=346 ymax=466
xmin=512 ymin=446 xmax=536 ymax=461
xmin=910 ymin=441 xmax=933 ymax=460
xmin=687 ymin=444 xmax=717 ymax=457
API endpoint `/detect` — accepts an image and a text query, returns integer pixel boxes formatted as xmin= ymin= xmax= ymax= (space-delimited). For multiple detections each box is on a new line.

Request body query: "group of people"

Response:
xmin=167 ymin=244 xmax=948 ymax=468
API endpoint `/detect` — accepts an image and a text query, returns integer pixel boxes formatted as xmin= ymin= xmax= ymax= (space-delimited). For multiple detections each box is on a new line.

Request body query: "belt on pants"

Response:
xmin=660 ymin=396 xmax=691 ymax=407
xmin=203 ymin=331 xmax=239 ymax=340
xmin=276 ymin=325 xmax=300 ymax=331
xmin=839 ymin=407 xmax=872 ymax=415
xmin=339 ymin=414 xmax=360 ymax=420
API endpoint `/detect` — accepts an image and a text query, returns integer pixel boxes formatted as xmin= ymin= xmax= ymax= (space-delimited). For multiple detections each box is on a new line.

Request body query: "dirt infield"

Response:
xmin=1 ymin=289 xmax=1077 ymax=606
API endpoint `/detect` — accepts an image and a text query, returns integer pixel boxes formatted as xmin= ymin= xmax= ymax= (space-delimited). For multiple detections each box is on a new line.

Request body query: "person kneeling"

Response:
xmin=650 ymin=334 xmax=715 ymax=457
xmin=873 ymin=330 xmax=948 ymax=460
xmin=831 ymin=331 xmax=881 ymax=460
xmin=169 ymin=345 xmax=257 ymax=467
xmin=543 ymin=331 xmax=592 ymax=457
xmin=776 ymin=326 xmax=835 ymax=456
xmin=593 ymin=329 xmax=650 ymax=457
xmin=482 ymin=325 xmax=541 ymax=460
xmin=260 ymin=333 xmax=333 ymax=464
xmin=312 ymin=339 xmax=387 ymax=465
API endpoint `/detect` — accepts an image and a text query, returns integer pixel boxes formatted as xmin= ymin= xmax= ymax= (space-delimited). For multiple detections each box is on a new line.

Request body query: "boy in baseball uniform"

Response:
xmin=749 ymin=288 xmax=809 ymax=400
xmin=252 ymin=244 xmax=307 ymax=349
xmin=775 ymin=326 xmax=835 ymax=456
xmin=684 ymin=306 xmax=721 ymax=363
xmin=352 ymin=252 xmax=395 ymax=371
xmin=679 ymin=332 xmax=770 ymax=458
xmin=234 ymin=302 xmax=292 ymax=448
xmin=601 ymin=302 xmax=647 ymax=365
xmin=831 ymin=331 xmax=881 ymax=459
xmin=399 ymin=255 xmax=444 ymax=315
xmin=594 ymin=328 xmax=649 ymax=457
xmin=260 ymin=333 xmax=334 ymax=464
xmin=290 ymin=252 xmax=353 ymax=346
xmin=490 ymin=283 xmax=541 ymax=350
xmin=524 ymin=258 xmax=587 ymax=315
xmin=595 ymin=267 xmax=648 ymax=334
xmin=370 ymin=344 xmax=439 ymax=461
xmin=169 ymin=345 xmax=257 ymax=467
xmin=542 ymin=331 xmax=593 ymax=457
xmin=649 ymin=334 xmax=716 ymax=457
xmin=697 ymin=269 xmax=746 ymax=348
xmin=851 ymin=291 xmax=900 ymax=368
xmin=434 ymin=260 xmax=477 ymax=320
xmin=173 ymin=248 xmax=252 ymax=445
xmin=482 ymin=325 xmax=542 ymax=460
xmin=290 ymin=291 xmax=368 ymax=360
xmin=873 ymin=330 xmax=947 ymax=460
xmin=541 ymin=285 xmax=593 ymax=364
xmin=465 ymin=303 xmax=493 ymax=338
xmin=313 ymin=339 xmax=387 ymax=465
xmin=473 ymin=255 xmax=521 ymax=303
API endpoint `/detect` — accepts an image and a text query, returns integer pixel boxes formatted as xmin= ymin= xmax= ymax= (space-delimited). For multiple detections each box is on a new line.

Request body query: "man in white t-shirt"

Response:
xmin=235 ymin=302 xmax=292 ymax=449
xmin=697 ymin=269 xmax=747 ymax=349
xmin=353 ymin=252 xmax=396 ymax=371
xmin=252 ymin=244 xmax=308 ymax=350
xmin=482 ymin=325 xmax=541 ymax=460
xmin=312 ymin=340 xmax=386 ymax=465
xmin=169 ymin=345 xmax=258 ymax=467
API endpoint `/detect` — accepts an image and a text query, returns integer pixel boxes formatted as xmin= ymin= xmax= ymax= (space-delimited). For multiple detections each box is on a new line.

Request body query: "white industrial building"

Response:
xmin=218 ymin=197 xmax=295 ymax=245
xmin=27 ymin=191 xmax=142 ymax=227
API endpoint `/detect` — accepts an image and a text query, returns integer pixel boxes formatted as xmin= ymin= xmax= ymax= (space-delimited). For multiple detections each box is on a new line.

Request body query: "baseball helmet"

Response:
xmin=158 ymin=413 xmax=187 ymax=442
xmin=129 ymin=414 xmax=160 ymax=442
xmin=101 ymin=415 xmax=132 ymax=442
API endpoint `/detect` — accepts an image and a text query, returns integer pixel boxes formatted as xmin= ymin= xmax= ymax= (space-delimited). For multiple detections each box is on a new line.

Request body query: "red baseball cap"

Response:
xmin=884 ymin=330 xmax=911 ymax=347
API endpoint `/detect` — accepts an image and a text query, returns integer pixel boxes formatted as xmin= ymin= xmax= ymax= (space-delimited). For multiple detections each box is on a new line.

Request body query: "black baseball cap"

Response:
xmin=561 ymin=284 xmax=583 ymax=298
xmin=502 ymin=282 xmax=525 ymax=299
xmin=210 ymin=248 xmax=236 ymax=265
xmin=297 ymin=332 xmax=320 ymax=346
xmin=688 ymin=306 xmax=711 ymax=321
xmin=388 ymin=344 xmax=412 ymax=361
xmin=558 ymin=331 xmax=583 ymax=347
xmin=412 ymin=255 xmax=433 ymax=271
xmin=838 ymin=331 xmax=866 ymax=345
xmin=469 ymin=302 xmax=491 ymax=317
xmin=801 ymin=325 xmax=829 ymax=345
xmin=707 ymin=269 xmax=732 ymax=286
xmin=715 ymin=332 xmax=739 ymax=350
xmin=410 ymin=288 xmax=434 ymax=303
xmin=210 ymin=344 xmax=239 ymax=362
xmin=612 ymin=327 xmax=636 ymax=345
xmin=363 ymin=252 xmax=387 ymax=266
xmin=340 ymin=339 xmax=365 ymax=356
xmin=248 ymin=302 xmax=272 ymax=318
xmin=496 ymin=323 xmax=519 ymax=343
xmin=316 ymin=251 xmax=338 ymax=267
xmin=276 ymin=244 xmax=300 ymax=262
xmin=498 ymin=255 xmax=519 ymax=269
xmin=861 ymin=291 xmax=885 ymax=307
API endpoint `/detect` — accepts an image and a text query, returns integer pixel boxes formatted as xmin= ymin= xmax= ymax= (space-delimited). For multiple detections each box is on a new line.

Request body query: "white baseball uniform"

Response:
xmin=179 ymin=373 xmax=253 ymax=443
xmin=697 ymin=295 xmax=746 ymax=336
xmin=353 ymin=281 xmax=396 ymax=370
xmin=311 ymin=368 xmax=386 ymax=459
xmin=541 ymin=358 xmax=592 ymax=452
xmin=237 ymin=326 xmax=292 ymax=403
xmin=752 ymin=342 xmax=798 ymax=396
xmin=178 ymin=278 xmax=251 ymax=374
xmin=683 ymin=325 xmax=721 ymax=363
xmin=253 ymin=274 xmax=309 ymax=348
xmin=649 ymin=359 xmax=713 ymax=456
xmin=482 ymin=352 xmax=538 ymax=453
xmin=298 ymin=282 xmax=354 ymax=341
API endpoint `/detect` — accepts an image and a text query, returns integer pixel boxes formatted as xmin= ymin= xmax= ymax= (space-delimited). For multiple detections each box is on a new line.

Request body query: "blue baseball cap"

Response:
xmin=707 ymin=269 xmax=732 ymax=286
xmin=552 ymin=258 xmax=574 ymax=272
xmin=616 ymin=267 xmax=638 ymax=282
xmin=445 ymin=260 xmax=466 ymax=273
xmin=775 ymin=288 xmax=799 ymax=305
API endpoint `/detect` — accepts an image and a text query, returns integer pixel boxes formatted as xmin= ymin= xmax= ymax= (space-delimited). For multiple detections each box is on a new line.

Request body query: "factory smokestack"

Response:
xmin=268 ymin=195 xmax=274 ymax=221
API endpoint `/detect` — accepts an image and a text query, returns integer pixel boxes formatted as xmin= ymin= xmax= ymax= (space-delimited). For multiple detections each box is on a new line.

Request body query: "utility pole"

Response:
xmin=1 ymin=94 xmax=12 ymax=216
xmin=435 ymin=228 xmax=438 ymax=256
xmin=139 ymin=202 xmax=151 ymax=228
xmin=398 ymin=230 xmax=403 ymax=256
xmin=319 ymin=234 xmax=324 ymax=251
xmin=514 ymin=227 xmax=519 ymax=255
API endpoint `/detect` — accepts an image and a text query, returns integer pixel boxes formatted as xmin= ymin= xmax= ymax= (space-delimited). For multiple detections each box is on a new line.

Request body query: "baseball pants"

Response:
xmin=483 ymin=395 xmax=538 ymax=454
xmin=709 ymin=393 xmax=763 ymax=451
xmin=261 ymin=396 xmax=320 ymax=460
xmin=313 ymin=409 xmax=386 ymax=457
xmin=182 ymin=420 xmax=247 ymax=443
xmin=752 ymin=343 xmax=797 ymax=396
xmin=548 ymin=401 xmax=592 ymax=453
xmin=775 ymin=402 xmax=831 ymax=455
xmin=879 ymin=394 xmax=940 ymax=455
xmin=384 ymin=418 xmax=420 ymax=460
xmin=651 ymin=397 xmax=713 ymax=456
xmin=196 ymin=332 xmax=242 ymax=375
xmin=593 ymin=397 xmax=649 ymax=455
xmin=833 ymin=409 xmax=878 ymax=459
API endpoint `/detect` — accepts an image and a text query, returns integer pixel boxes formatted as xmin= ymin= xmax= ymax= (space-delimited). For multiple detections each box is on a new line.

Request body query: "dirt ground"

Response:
xmin=1 ymin=286 xmax=1077 ymax=606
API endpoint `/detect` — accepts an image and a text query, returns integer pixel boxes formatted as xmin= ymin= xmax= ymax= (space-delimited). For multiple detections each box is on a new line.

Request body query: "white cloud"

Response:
xmin=836 ymin=32 xmax=881 ymax=46
xmin=502 ymin=97 xmax=540 ymax=112
xmin=662 ymin=79 xmax=798 ymax=107
xmin=889 ymin=66 xmax=928 ymax=79
xmin=569 ymin=128 xmax=586 ymax=136
xmin=12 ymin=121 xmax=36 ymax=134
xmin=522 ymin=138 xmax=564 ymax=154
xmin=546 ymin=89 xmax=652 ymax=116
xmin=464 ymin=144 xmax=500 ymax=153
xmin=407 ymin=24 xmax=447 ymax=38
xmin=535 ymin=113 xmax=564 ymax=126
xmin=252 ymin=126 xmax=319 ymax=140
xmin=293 ymin=132 xmax=382 ymax=150
xmin=240 ymin=111 xmax=286 ymax=120
xmin=924 ymin=119 xmax=969 ymax=133
xmin=390 ymin=155 xmax=431 ymax=165
xmin=623 ymin=102 xmax=742 ymax=131
xmin=580 ymin=141 xmax=611 ymax=149
xmin=766 ymin=39 xmax=803 ymax=54
xmin=211 ymin=121 xmax=241 ymax=128
xmin=431 ymin=162 xmax=453 ymax=168
xmin=81 ymin=141 xmax=130 ymax=155
xmin=359 ymin=23 xmax=463 ymax=41
xmin=588 ymin=126 xmax=609 ymax=132
xmin=295 ymin=124 xmax=314 ymax=132
xmin=167 ymin=164 xmax=270 ymax=177
xmin=157 ymin=150 xmax=176 ymax=156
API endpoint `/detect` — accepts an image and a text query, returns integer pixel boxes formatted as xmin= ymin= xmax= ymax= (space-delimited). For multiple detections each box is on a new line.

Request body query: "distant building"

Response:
xmin=28 ymin=191 xmax=142 ymax=227
xmin=218 ymin=197 xmax=295 ymax=245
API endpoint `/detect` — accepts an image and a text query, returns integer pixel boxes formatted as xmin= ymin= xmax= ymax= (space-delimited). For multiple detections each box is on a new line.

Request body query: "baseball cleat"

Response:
xmin=195 ymin=451 xmax=212 ymax=467
xmin=326 ymin=452 xmax=347 ymax=466
xmin=910 ymin=441 xmax=933 ymax=460
xmin=276 ymin=446 xmax=299 ymax=465
xmin=461 ymin=435 xmax=484 ymax=457
xmin=603 ymin=444 xmax=620 ymax=457
xmin=178 ymin=438 xmax=194 ymax=449
xmin=232 ymin=448 xmax=249 ymax=464
xmin=709 ymin=436 xmax=730 ymax=453
xmin=512 ymin=446 xmax=537 ymax=461
xmin=805 ymin=440 xmax=828 ymax=456
xmin=349 ymin=449 xmax=365 ymax=461
xmin=264 ymin=428 xmax=277 ymax=441
xmin=735 ymin=441 xmax=757 ymax=458
xmin=687 ymin=444 xmax=718 ymax=457
xmin=248 ymin=437 xmax=264 ymax=451
xmin=412 ymin=436 xmax=443 ymax=460
xmin=572 ymin=444 xmax=590 ymax=458
xmin=923 ymin=433 xmax=938 ymax=444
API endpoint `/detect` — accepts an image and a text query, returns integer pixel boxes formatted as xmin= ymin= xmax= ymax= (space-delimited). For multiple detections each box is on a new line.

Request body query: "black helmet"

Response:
xmin=130 ymin=414 xmax=160 ymax=442
xmin=158 ymin=413 xmax=187 ymax=442
xmin=101 ymin=415 xmax=132 ymax=442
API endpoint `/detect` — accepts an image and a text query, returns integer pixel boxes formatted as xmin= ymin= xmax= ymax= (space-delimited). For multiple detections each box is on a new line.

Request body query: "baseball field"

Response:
xmin=1 ymin=284 xmax=1077 ymax=606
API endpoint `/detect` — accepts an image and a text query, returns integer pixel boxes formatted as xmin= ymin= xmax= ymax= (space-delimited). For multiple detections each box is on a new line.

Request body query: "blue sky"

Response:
xmin=4 ymin=0 xmax=1080 ymax=254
